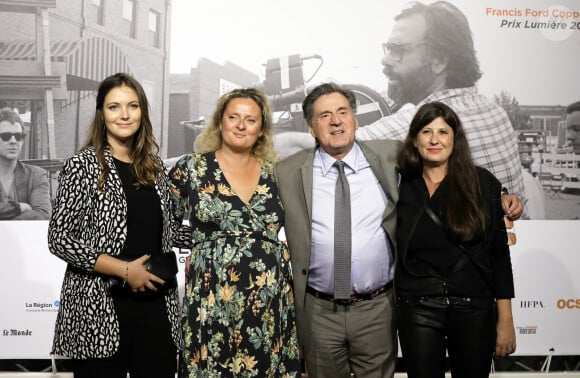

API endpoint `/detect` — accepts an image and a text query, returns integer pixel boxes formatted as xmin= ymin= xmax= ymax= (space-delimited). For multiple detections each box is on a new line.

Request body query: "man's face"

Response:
xmin=308 ymin=92 xmax=359 ymax=160
xmin=0 ymin=120 xmax=24 ymax=162
xmin=381 ymin=13 xmax=436 ymax=106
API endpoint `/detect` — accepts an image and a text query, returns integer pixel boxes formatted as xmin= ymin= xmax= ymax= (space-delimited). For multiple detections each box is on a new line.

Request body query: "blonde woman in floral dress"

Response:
xmin=169 ymin=88 xmax=301 ymax=377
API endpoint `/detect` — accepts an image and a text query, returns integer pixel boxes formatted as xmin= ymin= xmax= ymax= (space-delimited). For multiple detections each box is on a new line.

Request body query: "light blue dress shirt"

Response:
xmin=308 ymin=143 xmax=394 ymax=295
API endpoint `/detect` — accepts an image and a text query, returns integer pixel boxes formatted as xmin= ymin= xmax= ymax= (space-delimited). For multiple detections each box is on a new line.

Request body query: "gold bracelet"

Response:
xmin=122 ymin=262 xmax=129 ymax=287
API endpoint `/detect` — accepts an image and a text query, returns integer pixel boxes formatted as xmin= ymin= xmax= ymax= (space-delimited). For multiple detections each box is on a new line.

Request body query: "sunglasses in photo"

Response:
xmin=0 ymin=132 xmax=25 ymax=142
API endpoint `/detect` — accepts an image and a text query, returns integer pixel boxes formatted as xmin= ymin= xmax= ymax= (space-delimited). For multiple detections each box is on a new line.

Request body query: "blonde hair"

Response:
xmin=196 ymin=88 xmax=278 ymax=163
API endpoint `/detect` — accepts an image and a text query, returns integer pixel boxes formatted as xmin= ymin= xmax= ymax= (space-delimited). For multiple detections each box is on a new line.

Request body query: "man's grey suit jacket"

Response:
xmin=275 ymin=138 xmax=402 ymax=345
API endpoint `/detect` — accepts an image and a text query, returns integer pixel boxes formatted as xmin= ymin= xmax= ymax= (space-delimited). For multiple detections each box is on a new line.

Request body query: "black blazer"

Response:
xmin=396 ymin=167 xmax=515 ymax=299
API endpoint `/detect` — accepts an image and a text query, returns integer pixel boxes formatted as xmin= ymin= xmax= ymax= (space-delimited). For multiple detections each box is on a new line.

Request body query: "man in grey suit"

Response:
xmin=276 ymin=83 xmax=401 ymax=378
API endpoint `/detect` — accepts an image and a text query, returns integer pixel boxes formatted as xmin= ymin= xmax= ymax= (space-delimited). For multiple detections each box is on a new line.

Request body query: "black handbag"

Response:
xmin=143 ymin=252 xmax=179 ymax=288
xmin=108 ymin=252 xmax=179 ymax=290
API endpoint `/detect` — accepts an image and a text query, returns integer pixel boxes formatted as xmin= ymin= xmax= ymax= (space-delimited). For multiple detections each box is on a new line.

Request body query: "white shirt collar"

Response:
xmin=316 ymin=142 xmax=362 ymax=176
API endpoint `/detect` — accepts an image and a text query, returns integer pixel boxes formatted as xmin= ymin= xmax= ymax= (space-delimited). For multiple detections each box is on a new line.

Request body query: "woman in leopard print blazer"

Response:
xmin=48 ymin=73 xmax=192 ymax=377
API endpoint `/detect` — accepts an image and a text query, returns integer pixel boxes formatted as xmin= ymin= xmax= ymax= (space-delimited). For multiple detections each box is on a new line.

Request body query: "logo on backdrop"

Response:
xmin=2 ymin=329 xmax=33 ymax=336
xmin=516 ymin=325 xmax=538 ymax=335
xmin=556 ymin=298 xmax=580 ymax=309
xmin=520 ymin=300 xmax=545 ymax=309
xmin=177 ymin=248 xmax=189 ymax=264
xmin=486 ymin=5 xmax=578 ymax=42
xmin=24 ymin=299 xmax=60 ymax=312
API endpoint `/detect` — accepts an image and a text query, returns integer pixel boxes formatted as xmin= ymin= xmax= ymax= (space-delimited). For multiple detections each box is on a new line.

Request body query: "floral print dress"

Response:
xmin=169 ymin=152 xmax=301 ymax=378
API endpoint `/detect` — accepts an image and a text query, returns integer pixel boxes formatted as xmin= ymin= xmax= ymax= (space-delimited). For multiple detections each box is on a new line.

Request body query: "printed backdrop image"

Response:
xmin=0 ymin=0 xmax=579 ymax=366
xmin=169 ymin=0 xmax=580 ymax=220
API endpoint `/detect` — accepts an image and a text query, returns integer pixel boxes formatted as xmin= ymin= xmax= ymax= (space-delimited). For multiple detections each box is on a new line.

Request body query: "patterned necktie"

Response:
xmin=333 ymin=160 xmax=351 ymax=299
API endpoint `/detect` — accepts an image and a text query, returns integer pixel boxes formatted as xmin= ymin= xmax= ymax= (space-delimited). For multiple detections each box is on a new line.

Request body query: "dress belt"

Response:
xmin=306 ymin=281 xmax=393 ymax=305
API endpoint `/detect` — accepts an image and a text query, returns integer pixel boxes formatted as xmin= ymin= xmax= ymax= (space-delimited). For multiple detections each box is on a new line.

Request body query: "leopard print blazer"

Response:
xmin=48 ymin=147 xmax=192 ymax=359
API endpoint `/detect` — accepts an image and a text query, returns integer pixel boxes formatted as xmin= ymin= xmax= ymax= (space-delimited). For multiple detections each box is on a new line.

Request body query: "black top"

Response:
xmin=396 ymin=174 xmax=493 ymax=298
xmin=113 ymin=157 xmax=163 ymax=259
xmin=407 ymin=178 xmax=463 ymax=275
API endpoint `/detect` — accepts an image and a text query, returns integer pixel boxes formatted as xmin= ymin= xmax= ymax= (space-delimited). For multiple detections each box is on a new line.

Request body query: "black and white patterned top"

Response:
xmin=48 ymin=147 xmax=192 ymax=359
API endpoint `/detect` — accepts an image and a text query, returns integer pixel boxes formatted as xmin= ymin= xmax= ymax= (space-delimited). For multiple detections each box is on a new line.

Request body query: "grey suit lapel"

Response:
xmin=358 ymin=141 xmax=398 ymax=219
xmin=359 ymin=142 xmax=391 ymax=195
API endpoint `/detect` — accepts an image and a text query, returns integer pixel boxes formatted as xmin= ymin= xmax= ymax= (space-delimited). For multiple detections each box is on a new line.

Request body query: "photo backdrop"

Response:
xmin=1 ymin=0 xmax=579 ymax=359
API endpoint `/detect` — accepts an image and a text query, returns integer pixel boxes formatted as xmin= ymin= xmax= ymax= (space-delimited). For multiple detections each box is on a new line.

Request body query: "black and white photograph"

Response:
xmin=0 ymin=0 xmax=577 ymax=220
xmin=1 ymin=0 xmax=580 ymax=374
xmin=0 ymin=107 xmax=51 ymax=220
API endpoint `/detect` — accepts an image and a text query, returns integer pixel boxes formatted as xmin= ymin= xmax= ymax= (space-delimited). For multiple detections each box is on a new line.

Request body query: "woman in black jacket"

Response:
xmin=396 ymin=101 xmax=516 ymax=377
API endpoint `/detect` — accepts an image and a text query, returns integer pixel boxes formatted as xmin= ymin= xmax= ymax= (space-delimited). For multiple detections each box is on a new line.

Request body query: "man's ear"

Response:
xmin=431 ymin=53 xmax=449 ymax=75
xmin=308 ymin=126 xmax=316 ymax=139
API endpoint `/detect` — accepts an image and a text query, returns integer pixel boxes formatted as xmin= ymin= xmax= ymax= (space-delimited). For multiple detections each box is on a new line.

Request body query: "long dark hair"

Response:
xmin=82 ymin=73 xmax=162 ymax=190
xmin=398 ymin=101 xmax=484 ymax=241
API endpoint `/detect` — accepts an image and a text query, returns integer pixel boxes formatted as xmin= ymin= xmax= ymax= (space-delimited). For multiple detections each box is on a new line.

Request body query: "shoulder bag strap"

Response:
xmin=424 ymin=204 xmax=444 ymax=229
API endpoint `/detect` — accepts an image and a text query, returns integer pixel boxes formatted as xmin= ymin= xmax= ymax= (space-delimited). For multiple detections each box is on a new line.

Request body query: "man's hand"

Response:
xmin=501 ymin=195 xmax=523 ymax=220
xmin=19 ymin=202 xmax=32 ymax=214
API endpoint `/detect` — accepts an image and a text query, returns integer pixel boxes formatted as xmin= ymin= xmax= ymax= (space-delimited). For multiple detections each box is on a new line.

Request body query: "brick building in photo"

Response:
xmin=0 ymin=0 xmax=173 ymax=169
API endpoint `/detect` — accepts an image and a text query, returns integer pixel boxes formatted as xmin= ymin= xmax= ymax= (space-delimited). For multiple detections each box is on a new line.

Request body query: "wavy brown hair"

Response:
xmin=398 ymin=101 xmax=485 ymax=241
xmin=196 ymin=88 xmax=278 ymax=163
xmin=82 ymin=73 xmax=162 ymax=190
